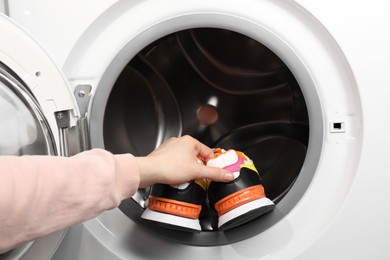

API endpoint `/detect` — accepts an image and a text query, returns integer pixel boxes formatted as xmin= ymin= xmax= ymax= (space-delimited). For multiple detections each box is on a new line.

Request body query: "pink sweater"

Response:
xmin=0 ymin=149 xmax=140 ymax=253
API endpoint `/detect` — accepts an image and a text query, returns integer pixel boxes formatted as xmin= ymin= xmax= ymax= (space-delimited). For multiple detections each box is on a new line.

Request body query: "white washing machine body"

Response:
xmin=4 ymin=0 xmax=390 ymax=259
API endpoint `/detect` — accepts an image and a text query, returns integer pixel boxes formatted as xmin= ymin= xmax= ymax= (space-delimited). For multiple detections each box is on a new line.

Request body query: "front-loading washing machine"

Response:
xmin=2 ymin=0 xmax=390 ymax=259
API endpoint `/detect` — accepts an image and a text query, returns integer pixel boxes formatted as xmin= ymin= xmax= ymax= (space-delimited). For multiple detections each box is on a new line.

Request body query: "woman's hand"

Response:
xmin=135 ymin=135 xmax=234 ymax=187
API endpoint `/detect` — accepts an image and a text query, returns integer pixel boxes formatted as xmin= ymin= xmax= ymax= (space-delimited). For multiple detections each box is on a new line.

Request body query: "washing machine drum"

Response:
xmin=103 ymin=28 xmax=309 ymax=245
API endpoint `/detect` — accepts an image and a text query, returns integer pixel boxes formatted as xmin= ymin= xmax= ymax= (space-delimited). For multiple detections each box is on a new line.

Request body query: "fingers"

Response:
xmin=182 ymin=135 xmax=214 ymax=160
xmin=180 ymin=135 xmax=232 ymax=182
xmin=190 ymin=137 xmax=232 ymax=182
xmin=197 ymin=165 xmax=234 ymax=182
xmin=150 ymin=135 xmax=233 ymax=184
xmin=196 ymin=142 xmax=215 ymax=160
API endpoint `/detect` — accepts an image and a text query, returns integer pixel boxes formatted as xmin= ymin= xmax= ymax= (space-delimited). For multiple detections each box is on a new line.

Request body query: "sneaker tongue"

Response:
xmin=170 ymin=183 xmax=190 ymax=189
xmin=222 ymin=150 xmax=244 ymax=172
xmin=207 ymin=149 xmax=244 ymax=179
xmin=206 ymin=156 xmax=224 ymax=168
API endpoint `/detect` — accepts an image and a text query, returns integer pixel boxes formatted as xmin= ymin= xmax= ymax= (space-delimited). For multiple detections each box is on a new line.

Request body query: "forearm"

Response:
xmin=0 ymin=149 xmax=139 ymax=253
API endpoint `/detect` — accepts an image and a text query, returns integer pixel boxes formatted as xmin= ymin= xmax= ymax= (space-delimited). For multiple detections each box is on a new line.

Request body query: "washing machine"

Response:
xmin=1 ymin=0 xmax=390 ymax=259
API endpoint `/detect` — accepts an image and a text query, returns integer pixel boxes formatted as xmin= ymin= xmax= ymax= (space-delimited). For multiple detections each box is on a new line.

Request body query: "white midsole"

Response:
xmin=218 ymin=197 xmax=274 ymax=228
xmin=141 ymin=208 xmax=201 ymax=231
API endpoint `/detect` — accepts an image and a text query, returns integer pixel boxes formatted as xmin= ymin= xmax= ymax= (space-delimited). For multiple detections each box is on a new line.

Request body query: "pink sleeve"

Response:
xmin=0 ymin=149 xmax=140 ymax=253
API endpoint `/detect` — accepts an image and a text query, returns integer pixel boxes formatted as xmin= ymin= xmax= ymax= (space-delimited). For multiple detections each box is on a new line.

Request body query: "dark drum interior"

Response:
xmin=103 ymin=28 xmax=309 ymax=245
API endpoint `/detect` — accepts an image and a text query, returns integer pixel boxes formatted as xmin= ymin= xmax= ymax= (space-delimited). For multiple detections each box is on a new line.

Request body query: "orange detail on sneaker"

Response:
xmin=214 ymin=185 xmax=266 ymax=216
xmin=147 ymin=196 xmax=202 ymax=219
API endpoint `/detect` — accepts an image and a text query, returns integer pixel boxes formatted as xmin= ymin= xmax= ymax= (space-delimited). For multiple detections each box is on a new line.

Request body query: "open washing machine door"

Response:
xmin=0 ymin=14 xmax=82 ymax=259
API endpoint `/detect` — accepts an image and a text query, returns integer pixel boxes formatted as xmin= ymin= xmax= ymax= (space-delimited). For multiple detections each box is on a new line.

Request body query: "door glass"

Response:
xmin=0 ymin=83 xmax=48 ymax=155
xmin=0 ymin=66 xmax=53 ymax=156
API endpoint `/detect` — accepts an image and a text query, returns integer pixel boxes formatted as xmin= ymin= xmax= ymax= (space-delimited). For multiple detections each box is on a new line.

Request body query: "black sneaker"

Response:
xmin=207 ymin=148 xmax=275 ymax=231
xmin=140 ymin=180 xmax=207 ymax=231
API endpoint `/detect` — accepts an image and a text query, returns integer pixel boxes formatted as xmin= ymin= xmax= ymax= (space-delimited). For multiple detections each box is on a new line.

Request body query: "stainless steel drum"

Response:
xmin=102 ymin=28 xmax=309 ymax=245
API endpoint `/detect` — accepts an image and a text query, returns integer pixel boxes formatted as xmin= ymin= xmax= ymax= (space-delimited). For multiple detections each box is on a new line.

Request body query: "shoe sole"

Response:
xmin=218 ymin=197 xmax=275 ymax=231
xmin=146 ymin=195 xmax=202 ymax=219
xmin=141 ymin=208 xmax=202 ymax=231
xmin=214 ymin=185 xmax=266 ymax=216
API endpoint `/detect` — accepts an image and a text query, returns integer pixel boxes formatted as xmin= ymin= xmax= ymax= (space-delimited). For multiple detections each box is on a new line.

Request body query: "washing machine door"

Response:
xmin=0 ymin=14 xmax=80 ymax=259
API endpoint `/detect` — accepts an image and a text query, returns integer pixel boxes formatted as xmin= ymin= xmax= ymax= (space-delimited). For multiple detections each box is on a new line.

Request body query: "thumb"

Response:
xmin=198 ymin=165 xmax=234 ymax=182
